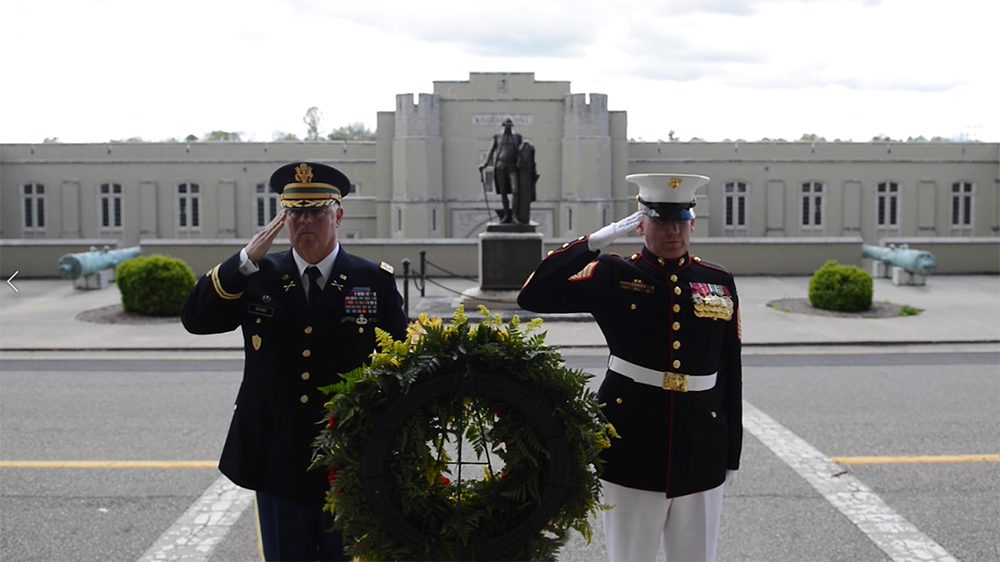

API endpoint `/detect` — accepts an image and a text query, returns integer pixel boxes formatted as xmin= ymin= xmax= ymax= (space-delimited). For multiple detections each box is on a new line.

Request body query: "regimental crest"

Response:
xmin=669 ymin=177 xmax=682 ymax=189
xmin=294 ymin=163 xmax=313 ymax=183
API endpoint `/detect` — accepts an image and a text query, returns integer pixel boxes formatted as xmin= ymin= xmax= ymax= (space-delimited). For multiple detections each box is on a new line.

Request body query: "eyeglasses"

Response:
xmin=286 ymin=207 xmax=334 ymax=220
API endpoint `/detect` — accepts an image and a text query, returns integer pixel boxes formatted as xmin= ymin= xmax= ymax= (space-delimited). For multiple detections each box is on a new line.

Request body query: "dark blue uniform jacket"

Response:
xmin=518 ymin=238 xmax=742 ymax=497
xmin=182 ymin=248 xmax=407 ymax=505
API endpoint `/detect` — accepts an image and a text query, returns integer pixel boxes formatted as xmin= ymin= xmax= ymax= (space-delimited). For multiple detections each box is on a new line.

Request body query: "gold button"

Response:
xmin=630 ymin=303 xmax=637 ymax=310
xmin=674 ymin=286 xmax=682 ymax=296
xmin=299 ymin=394 xmax=309 ymax=404
xmin=562 ymin=243 xmax=569 ymax=248
xmin=358 ymin=327 xmax=364 ymax=333
xmin=615 ymin=397 xmax=623 ymax=404
xmin=304 ymin=326 xmax=313 ymax=334
xmin=672 ymin=359 xmax=681 ymax=369
xmin=301 ymin=371 xmax=310 ymax=381
xmin=255 ymin=318 xmax=262 ymax=324
xmin=578 ymin=235 xmax=586 ymax=241
xmin=233 ymin=404 xmax=237 ymax=411
xmin=673 ymin=341 xmax=681 ymax=350
xmin=694 ymin=256 xmax=702 ymax=262
xmin=672 ymin=321 xmax=681 ymax=331
xmin=710 ymin=411 xmax=717 ymax=418
xmin=302 ymin=349 xmax=311 ymax=358
xmin=547 ymin=250 xmax=554 ymax=256
xmin=672 ymin=304 xmax=680 ymax=313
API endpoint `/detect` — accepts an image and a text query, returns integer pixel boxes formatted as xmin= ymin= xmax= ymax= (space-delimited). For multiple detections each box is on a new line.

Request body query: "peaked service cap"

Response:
xmin=269 ymin=162 xmax=352 ymax=209
xmin=626 ymin=173 xmax=710 ymax=220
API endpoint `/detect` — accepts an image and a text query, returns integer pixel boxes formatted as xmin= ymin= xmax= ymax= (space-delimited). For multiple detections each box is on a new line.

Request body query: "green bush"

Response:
xmin=117 ymin=254 xmax=196 ymax=316
xmin=808 ymin=260 xmax=873 ymax=312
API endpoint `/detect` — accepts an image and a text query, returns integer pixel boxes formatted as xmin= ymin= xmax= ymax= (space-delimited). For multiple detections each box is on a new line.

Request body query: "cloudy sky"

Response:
xmin=3 ymin=0 xmax=996 ymax=144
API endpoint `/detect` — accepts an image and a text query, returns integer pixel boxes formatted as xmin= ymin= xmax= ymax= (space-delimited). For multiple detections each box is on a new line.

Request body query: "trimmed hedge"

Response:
xmin=808 ymin=260 xmax=873 ymax=312
xmin=117 ymin=254 xmax=196 ymax=316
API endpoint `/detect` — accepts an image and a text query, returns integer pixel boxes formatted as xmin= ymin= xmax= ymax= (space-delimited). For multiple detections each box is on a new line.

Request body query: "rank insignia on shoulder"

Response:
xmin=619 ymin=279 xmax=654 ymax=294
xmin=379 ymin=262 xmax=394 ymax=275
xmin=568 ymin=261 xmax=599 ymax=282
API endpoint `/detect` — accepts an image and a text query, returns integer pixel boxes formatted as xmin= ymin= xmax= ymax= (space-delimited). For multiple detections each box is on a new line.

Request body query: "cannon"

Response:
xmin=861 ymin=243 xmax=936 ymax=285
xmin=57 ymin=245 xmax=141 ymax=289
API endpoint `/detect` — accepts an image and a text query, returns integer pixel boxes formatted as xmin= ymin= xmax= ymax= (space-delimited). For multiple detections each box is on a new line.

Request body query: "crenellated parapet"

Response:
xmin=394 ymin=93 xmax=442 ymax=139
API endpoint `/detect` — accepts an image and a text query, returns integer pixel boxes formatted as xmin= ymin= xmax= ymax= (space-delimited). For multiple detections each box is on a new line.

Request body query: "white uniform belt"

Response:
xmin=608 ymin=355 xmax=717 ymax=392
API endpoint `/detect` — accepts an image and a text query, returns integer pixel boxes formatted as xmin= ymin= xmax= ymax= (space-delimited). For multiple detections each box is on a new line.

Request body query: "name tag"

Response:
xmin=248 ymin=303 xmax=274 ymax=317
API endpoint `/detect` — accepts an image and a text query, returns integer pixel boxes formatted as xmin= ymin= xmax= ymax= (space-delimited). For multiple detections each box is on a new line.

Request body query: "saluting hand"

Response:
xmin=244 ymin=210 xmax=286 ymax=263
xmin=587 ymin=211 xmax=644 ymax=251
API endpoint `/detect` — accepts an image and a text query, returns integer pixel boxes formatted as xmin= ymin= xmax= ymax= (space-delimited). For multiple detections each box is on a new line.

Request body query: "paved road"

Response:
xmin=1 ymin=349 xmax=998 ymax=561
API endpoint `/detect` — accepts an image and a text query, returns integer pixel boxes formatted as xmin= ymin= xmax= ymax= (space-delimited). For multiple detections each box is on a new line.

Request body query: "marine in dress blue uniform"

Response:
xmin=517 ymin=174 xmax=742 ymax=562
xmin=182 ymin=162 xmax=407 ymax=561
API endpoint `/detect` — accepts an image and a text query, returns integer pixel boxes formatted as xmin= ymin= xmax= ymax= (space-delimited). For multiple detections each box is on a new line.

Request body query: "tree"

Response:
xmin=799 ymin=133 xmax=826 ymax=142
xmin=202 ymin=131 xmax=242 ymax=142
xmin=185 ymin=134 xmax=199 ymax=142
xmin=328 ymin=122 xmax=376 ymax=141
xmin=304 ymin=106 xmax=323 ymax=141
xmin=272 ymin=131 xmax=300 ymax=141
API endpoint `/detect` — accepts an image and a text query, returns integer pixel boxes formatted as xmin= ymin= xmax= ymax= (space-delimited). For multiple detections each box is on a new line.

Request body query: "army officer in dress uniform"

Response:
xmin=182 ymin=162 xmax=408 ymax=561
xmin=517 ymin=174 xmax=742 ymax=562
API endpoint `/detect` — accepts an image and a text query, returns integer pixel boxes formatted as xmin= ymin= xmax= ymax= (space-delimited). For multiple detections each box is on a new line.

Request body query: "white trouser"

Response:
xmin=601 ymin=479 xmax=725 ymax=562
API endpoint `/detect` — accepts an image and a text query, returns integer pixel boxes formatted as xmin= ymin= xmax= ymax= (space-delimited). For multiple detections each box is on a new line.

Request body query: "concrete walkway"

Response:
xmin=0 ymin=275 xmax=997 ymax=351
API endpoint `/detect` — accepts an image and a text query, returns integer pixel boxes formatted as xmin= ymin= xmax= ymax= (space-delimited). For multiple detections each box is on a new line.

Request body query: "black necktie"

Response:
xmin=306 ymin=266 xmax=323 ymax=307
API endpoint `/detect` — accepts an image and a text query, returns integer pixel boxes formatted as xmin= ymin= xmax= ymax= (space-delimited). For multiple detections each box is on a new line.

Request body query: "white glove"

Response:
xmin=587 ymin=211 xmax=644 ymax=251
xmin=726 ymin=470 xmax=737 ymax=485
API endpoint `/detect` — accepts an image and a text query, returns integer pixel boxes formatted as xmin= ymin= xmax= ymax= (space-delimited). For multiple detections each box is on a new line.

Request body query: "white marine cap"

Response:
xmin=626 ymin=173 xmax=710 ymax=220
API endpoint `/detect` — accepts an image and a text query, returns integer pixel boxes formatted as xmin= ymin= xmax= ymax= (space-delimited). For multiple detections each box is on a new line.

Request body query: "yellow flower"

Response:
xmin=453 ymin=304 xmax=468 ymax=325
xmin=406 ymin=322 xmax=427 ymax=343
xmin=477 ymin=304 xmax=491 ymax=318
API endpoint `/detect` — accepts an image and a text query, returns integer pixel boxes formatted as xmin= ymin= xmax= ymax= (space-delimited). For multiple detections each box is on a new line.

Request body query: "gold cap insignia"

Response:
xmin=669 ymin=177 xmax=682 ymax=189
xmin=294 ymin=163 xmax=314 ymax=183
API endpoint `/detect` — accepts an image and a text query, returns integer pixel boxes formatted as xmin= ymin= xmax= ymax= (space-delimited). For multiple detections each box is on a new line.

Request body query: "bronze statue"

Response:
xmin=480 ymin=118 xmax=538 ymax=224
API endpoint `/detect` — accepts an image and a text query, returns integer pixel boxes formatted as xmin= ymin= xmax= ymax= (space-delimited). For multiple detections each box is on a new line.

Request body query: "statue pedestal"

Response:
xmin=460 ymin=222 xmax=543 ymax=310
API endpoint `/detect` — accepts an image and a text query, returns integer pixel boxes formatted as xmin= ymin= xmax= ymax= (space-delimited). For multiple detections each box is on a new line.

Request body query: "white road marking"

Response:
xmin=137 ymin=475 xmax=254 ymax=562
xmin=743 ymin=400 xmax=956 ymax=562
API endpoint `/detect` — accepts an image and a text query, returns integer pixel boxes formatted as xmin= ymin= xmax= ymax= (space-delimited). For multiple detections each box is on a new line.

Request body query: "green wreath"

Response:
xmin=311 ymin=305 xmax=615 ymax=561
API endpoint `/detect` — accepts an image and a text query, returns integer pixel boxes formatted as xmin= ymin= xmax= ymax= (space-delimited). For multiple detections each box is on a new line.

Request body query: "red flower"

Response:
xmin=439 ymin=476 xmax=452 ymax=487
xmin=328 ymin=469 xmax=338 ymax=485
xmin=492 ymin=402 xmax=506 ymax=418
xmin=327 ymin=416 xmax=337 ymax=429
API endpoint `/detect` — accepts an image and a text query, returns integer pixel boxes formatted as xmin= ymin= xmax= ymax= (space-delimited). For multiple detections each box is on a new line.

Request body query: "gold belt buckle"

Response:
xmin=662 ymin=372 xmax=689 ymax=392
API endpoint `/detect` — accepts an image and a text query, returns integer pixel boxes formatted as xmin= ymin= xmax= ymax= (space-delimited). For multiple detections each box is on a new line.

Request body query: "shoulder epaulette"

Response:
xmin=692 ymin=256 xmax=732 ymax=275
xmin=379 ymin=261 xmax=394 ymax=275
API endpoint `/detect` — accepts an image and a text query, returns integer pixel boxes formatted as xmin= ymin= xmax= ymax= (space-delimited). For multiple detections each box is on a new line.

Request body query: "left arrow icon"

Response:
xmin=7 ymin=271 xmax=20 ymax=293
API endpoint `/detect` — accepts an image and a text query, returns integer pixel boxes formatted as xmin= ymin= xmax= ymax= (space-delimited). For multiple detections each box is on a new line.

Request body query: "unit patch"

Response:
xmin=690 ymin=282 xmax=734 ymax=320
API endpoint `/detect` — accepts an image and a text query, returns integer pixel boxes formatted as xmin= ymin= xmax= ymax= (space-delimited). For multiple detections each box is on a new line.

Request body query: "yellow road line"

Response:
xmin=0 ymin=460 xmax=217 ymax=469
xmin=831 ymin=454 xmax=1000 ymax=465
